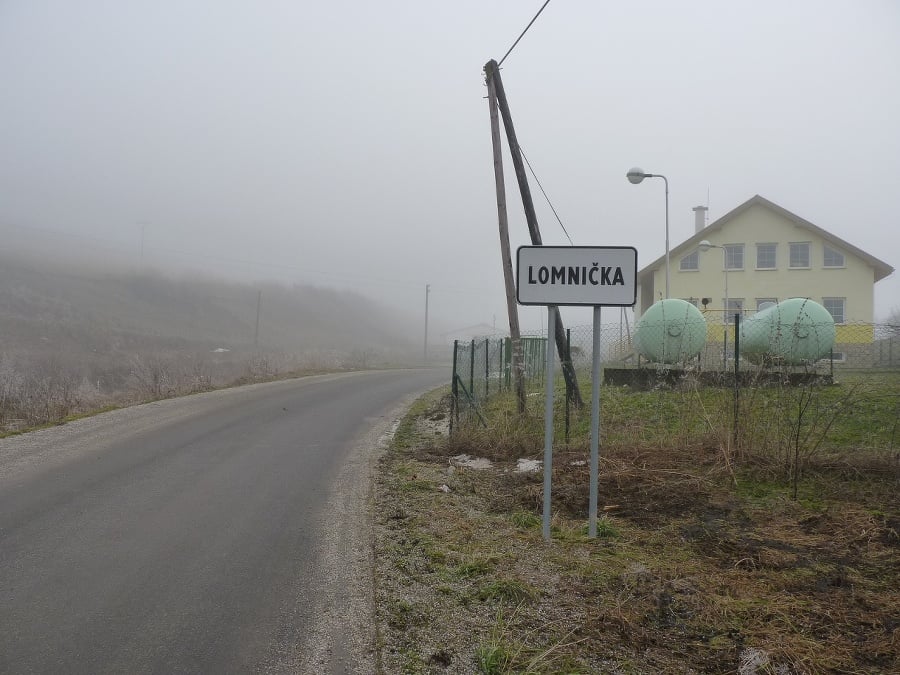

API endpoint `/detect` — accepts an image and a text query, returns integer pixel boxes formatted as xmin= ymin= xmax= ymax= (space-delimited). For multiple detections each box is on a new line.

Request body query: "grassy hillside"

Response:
xmin=0 ymin=255 xmax=420 ymax=430
xmin=0 ymin=255 xmax=416 ymax=359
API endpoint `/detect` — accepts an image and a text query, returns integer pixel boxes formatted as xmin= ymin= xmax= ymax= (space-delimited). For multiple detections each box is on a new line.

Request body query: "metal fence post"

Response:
xmin=450 ymin=340 xmax=459 ymax=434
xmin=484 ymin=338 xmax=490 ymax=399
xmin=723 ymin=313 xmax=728 ymax=373
xmin=498 ymin=338 xmax=504 ymax=390
xmin=733 ymin=313 xmax=740 ymax=451
xmin=469 ymin=339 xmax=475 ymax=403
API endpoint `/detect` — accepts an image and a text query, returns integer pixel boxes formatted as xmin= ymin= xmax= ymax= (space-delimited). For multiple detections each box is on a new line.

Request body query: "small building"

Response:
xmin=637 ymin=195 xmax=894 ymax=325
xmin=442 ymin=323 xmax=507 ymax=346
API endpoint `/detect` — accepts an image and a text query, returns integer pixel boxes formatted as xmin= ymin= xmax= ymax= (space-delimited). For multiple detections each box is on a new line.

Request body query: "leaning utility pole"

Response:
xmin=485 ymin=59 xmax=584 ymax=408
xmin=486 ymin=63 xmax=527 ymax=413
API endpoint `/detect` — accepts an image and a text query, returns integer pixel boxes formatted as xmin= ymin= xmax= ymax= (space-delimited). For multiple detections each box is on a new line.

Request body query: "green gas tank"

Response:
xmin=740 ymin=297 xmax=836 ymax=364
xmin=634 ymin=299 xmax=708 ymax=364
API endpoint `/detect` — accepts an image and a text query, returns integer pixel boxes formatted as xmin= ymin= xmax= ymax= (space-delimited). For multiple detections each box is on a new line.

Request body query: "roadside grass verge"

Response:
xmin=374 ymin=379 xmax=899 ymax=673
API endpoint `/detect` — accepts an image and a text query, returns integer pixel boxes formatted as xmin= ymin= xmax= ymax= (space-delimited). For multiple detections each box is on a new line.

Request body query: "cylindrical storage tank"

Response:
xmin=634 ymin=299 xmax=708 ymax=364
xmin=740 ymin=297 xmax=836 ymax=365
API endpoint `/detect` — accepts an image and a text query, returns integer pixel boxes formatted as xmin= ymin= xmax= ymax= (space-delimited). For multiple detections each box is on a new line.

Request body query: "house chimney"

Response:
xmin=692 ymin=205 xmax=708 ymax=233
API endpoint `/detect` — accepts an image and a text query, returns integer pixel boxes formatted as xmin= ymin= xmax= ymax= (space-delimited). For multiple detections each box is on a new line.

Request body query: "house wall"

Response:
xmin=669 ymin=204 xmax=876 ymax=323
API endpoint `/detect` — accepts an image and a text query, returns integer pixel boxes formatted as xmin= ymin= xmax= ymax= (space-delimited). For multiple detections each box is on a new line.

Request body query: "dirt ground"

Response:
xmin=373 ymin=393 xmax=899 ymax=674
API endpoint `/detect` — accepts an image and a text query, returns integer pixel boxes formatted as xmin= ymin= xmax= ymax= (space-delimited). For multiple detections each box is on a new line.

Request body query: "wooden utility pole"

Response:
xmin=485 ymin=59 xmax=584 ymax=408
xmin=486 ymin=62 xmax=527 ymax=413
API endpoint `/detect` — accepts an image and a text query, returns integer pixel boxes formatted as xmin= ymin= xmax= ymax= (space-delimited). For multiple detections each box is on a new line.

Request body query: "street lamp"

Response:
xmin=699 ymin=239 xmax=730 ymax=369
xmin=626 ymin=167 xmax=669 ymax=299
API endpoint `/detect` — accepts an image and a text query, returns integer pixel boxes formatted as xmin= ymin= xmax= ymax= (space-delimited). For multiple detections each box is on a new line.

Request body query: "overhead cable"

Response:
xmin=519 ymin=146 xmax=574 ymax=246
xmin=497 ymin=0 xmax=552 ymax=67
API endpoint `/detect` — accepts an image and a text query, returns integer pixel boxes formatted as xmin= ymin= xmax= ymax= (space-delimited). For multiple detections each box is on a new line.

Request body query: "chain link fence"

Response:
xmin=449 ymin=320 xmax=900 ymax=430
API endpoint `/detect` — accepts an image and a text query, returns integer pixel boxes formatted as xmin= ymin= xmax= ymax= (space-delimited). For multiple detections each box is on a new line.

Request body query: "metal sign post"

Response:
xmin=542 ymin=307 xmax=557 ymax=541
xmin=589 ymin=305 xmax=602 ymax=538
xmin=516 ymin=245 xmax=637 ymax=541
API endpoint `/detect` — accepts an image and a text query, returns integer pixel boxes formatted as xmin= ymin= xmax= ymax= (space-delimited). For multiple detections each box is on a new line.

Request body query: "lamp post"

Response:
xmin=699 ymin=240 xmax=729 ymax=370
xmin=626 ymin=167 xmax=669 ymax=299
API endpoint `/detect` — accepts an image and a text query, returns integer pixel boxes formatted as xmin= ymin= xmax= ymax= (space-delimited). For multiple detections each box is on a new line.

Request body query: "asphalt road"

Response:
xmin=0 ymin=369 xmax=444 ymax=674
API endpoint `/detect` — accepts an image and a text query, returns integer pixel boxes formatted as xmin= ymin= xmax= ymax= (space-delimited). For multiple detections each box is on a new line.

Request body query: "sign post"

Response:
xmin=589 ymin=305 xmax=602 ymax=537
xmin=542 ymin=307 xmax=556 ymax=540
xmin=516 ymin=246 xmax=637 ymax=540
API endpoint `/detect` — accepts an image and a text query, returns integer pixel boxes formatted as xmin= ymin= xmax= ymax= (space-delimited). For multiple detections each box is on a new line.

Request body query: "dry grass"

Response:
xmin=374 ymin=389 xmax=900 ymax=674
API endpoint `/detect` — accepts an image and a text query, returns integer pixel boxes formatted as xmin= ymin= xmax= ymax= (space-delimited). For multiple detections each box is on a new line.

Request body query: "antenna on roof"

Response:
xmin=706 ymin=187 xmax=710 ymax=224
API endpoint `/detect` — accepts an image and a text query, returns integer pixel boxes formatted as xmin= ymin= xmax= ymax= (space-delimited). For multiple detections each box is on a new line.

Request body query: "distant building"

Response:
xmin=442 ymin=323 xmax=508 ymax=346
xmin=637 ymin=195 xmax=894 ymax=324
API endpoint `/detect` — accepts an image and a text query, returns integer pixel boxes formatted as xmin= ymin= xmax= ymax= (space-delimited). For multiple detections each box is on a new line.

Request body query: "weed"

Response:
xmin=475 ymin=642 xmax=511 ymax=675
xmin=477 ymin=578 xmax=536 ymax=604
xmin=595 ymin=516 xmax=620 ymax=539
xmin=510 ymin=510 xmax=541 ymax=529
xmin=455 ymin=558 xmax=494 ymax=579
xmin=386 ymin=599 xmax=426 ymax=631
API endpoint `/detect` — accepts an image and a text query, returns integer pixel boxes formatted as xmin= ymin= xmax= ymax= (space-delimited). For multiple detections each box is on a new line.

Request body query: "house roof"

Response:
xmin=638 ymin=194 xmax=895 ymax=283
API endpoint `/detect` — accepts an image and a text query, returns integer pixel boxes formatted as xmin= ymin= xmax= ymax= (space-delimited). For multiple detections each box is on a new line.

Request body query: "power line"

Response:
xmin=497 ymin=0 xmax=553 ymax=67
xmin=519 ymin=146 xmax=574 ymax=246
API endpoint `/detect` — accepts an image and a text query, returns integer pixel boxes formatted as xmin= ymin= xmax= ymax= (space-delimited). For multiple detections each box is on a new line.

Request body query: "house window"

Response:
xmin=823 ymin=245 xmax=845 ymax=267
xmin=682 ymin=298 xmax=699 ymax=307
xmin=724 ymin=244 xmax=744 ymax=270
xmin=756 ymin=298 xmax=777 ymax=312
xmin=756 ymin=243 xmax=776 ymax=269
xmin=680 ymin=250 xmax=699 ymax=271
xmin=790 ymin=242 xmax=810 ymax=268
xmin=823 ymin=297 xmax=845 ymax=324
xmin=725 ymin=298 xmax=743 ymax=324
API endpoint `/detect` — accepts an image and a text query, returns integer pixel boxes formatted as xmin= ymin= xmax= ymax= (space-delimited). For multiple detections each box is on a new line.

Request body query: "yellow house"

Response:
xmin=637 ymin=196 xmax=895 ymax=336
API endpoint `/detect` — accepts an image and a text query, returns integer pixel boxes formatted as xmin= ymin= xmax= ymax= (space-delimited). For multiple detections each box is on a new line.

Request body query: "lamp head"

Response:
xmin=698 ymin=239 xmax=712 ymax=252
xmin=626 ymin=167 xmax=647 ymax=184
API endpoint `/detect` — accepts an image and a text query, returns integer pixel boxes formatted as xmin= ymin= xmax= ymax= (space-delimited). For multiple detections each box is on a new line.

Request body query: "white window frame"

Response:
xmin=755 ymin=243 xmax=777 ymax=270
xmin=724 ymin=244 xmax=744 ymax=270
xmin=823 ymin=244 xmax=845 ymax=268
xmin=790 ymin=242 xmax=811 ymax=268
xmin=680 ymin=250 xmax=699 ymax=271
xmin=822 ymin=297 xmax=845 ymax=324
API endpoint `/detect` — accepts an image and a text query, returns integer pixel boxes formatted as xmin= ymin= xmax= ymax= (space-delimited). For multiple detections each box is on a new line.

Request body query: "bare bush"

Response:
xmin=129 ymin=354 xmax=175 ymax=400
xmin=179 ymin=354 xmax=214 ymax=394
xmin=8 ymin=357 xmax=85 ymax=426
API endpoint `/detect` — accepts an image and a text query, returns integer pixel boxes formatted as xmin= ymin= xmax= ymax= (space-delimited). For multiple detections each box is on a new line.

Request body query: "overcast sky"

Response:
xmin=1 ymin=0 xmax=898 ymax=333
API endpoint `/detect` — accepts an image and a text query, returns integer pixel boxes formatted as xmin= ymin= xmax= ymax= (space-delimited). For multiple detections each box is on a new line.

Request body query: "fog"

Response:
xmin=1 ymin=0 xmax=898 ymax=337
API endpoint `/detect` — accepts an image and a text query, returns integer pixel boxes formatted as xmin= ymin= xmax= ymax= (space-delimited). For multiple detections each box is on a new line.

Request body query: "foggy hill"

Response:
xmin=0 ymin=255 xmax=418 ymax=362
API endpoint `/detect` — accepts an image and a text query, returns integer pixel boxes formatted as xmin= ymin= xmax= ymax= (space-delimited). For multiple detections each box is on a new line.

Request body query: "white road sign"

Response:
xmin=516 ymin=246 xmax=637 ymax=306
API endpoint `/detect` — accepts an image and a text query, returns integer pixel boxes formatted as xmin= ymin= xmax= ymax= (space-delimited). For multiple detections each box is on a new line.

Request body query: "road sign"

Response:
xmin=516 ymin=246 xmax=637 ymax=306
xmin=514 ymin=245 xmax=637 ymax=541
